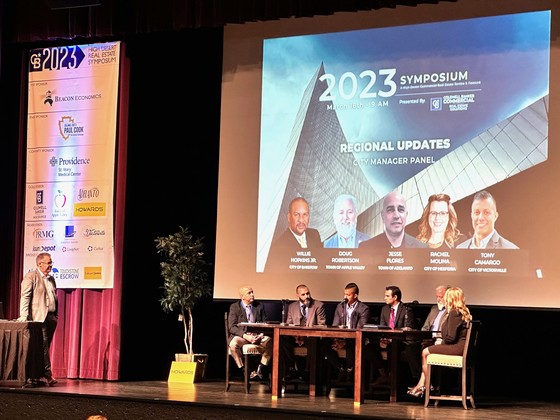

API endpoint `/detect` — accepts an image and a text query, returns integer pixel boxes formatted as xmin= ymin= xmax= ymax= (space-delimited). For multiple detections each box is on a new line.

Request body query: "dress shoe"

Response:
xmin=41 ymin=376 xmax=58 ymax=386
xmin=250 ymin=370 xmax=263 ymax=380
xmin=23 ymin=379 xmax=38 ymax=388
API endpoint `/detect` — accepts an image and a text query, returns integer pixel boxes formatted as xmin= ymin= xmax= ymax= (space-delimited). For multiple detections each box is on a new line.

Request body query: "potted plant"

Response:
xmin=155 ymin=226 xmax=211 ymax=381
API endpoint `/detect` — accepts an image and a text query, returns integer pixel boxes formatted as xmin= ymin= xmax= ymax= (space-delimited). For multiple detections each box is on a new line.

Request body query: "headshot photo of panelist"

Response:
xmin=416 ymin=193 xmax=466 ymax=248
xmin=359 ymin=191 xmax=427 ymax=250
xmin=456 ymin=190 xmax=519 ymax=249
xmin=265 ymin=196 xmax=322 ymax=270
xmin=324 ymin=194 xmax=370 ymax=248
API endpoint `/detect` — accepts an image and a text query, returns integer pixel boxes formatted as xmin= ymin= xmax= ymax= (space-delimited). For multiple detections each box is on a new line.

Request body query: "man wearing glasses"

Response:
xmin=17 ymin=252 xmax=58 ymax=386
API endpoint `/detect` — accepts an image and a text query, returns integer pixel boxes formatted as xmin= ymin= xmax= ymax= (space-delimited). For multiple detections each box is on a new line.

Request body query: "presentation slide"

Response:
xmin=216 ymin=1 xmax=560 ymax=308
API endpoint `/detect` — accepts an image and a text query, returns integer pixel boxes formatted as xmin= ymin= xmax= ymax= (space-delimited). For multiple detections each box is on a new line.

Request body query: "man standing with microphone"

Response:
xmin=17 ymin=252 xmax=58 ymax=386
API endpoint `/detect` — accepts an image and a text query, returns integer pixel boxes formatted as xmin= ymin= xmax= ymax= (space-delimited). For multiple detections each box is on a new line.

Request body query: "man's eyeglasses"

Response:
xmin=429 ymin=211 xmax=449 ymax=218
xmin=40 ymin=261 xmax=53 ymax=265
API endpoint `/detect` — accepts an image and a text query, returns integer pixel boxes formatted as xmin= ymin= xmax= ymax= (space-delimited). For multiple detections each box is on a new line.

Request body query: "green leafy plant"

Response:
xmin=155 ymin=226 xmax=210 ymax=354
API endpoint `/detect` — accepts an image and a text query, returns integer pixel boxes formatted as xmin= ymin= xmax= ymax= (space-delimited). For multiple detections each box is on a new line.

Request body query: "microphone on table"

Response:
xmin=403 ymin=300 xmax=418 ymax=330
xmin=340 ymin=298 xmax=349 ymax=328
xmin=280 ymin=299 xmax=290 ymax=325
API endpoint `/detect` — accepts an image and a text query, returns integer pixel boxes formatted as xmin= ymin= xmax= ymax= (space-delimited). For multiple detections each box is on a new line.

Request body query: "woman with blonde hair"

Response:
xmin=417 ymin=194 xmax=465 ymax=248
xmin=407 ymin=286 xmax=472 ymax=397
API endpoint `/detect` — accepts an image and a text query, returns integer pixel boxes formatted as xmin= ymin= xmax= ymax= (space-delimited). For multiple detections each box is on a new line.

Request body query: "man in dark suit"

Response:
xmin=371 ymin=285 xmax=415 ymax=386
xmin=17 ymin=252 xmax=58 ymax=386
xmin=359 ymin=191 xmax=427 ymax=250
xmin=324 ymin=282 xmax=370 ymax=379
xmin=228 ymin=286 xmax=273 ymax=379
xmin=265 ymin=197 xmax=322 ymax=271
xmin=282 ymin=284 xmax=326 ymax=379
xmin=456 ymin=190 xmax=519 ymax=249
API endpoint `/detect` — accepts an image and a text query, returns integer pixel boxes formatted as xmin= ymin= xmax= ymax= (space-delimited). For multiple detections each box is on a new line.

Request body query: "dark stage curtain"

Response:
xmin=4 ymin=0 xmax=455 ymax=43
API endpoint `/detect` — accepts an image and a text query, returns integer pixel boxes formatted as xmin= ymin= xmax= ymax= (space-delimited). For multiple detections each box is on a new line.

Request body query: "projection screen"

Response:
xmin=215 ymin=0 xmax=560 ymax=309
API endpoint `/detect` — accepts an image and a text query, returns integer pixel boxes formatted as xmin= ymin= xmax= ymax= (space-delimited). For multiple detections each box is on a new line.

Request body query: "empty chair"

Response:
xmin=224 ymin=312 xmax=266 ymax=393
xmin=424 ymin=320 xmax=481 ymax=409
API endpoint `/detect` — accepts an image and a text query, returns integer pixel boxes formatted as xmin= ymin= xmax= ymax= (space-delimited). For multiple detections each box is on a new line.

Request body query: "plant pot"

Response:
xmin=175 ymin=353 xmax=208 ymax=382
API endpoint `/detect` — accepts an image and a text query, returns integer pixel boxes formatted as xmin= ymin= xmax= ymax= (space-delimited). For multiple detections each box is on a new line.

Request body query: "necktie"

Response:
xmin=389 ymin=308 xmax=395 ymax=329
xmin=296 ymin=234 xmax=307 ymax=248
xmin=300 ymin=305 xmax=307 ymax=326
xmin=246 ymin=305 xmax=254 ymax=323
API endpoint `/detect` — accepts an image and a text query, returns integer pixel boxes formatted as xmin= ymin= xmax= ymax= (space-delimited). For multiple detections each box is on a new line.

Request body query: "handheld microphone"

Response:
xmin=341 ymin=298 xmax=348 ymax=304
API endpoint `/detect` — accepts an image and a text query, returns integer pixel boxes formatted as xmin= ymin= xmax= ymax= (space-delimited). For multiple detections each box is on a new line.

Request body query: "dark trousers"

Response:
xmin=42 ymin=312 xmax=58 ymax=378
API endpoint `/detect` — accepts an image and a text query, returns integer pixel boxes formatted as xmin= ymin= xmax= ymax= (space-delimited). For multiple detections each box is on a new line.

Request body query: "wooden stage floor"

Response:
xmin=1 ymin=378 xmax=559 ymax=420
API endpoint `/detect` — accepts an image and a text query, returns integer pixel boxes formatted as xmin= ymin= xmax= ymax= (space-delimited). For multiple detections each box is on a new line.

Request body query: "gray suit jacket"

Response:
xmin=19 ymin=268 xmax=58 ymax=322
xmin=286 ymin=298 xmax=326 ymax=326
xmin=422 ymin=305 xmax=448 ymax=332
xmin=456 ymin=230 xmax=519 ymax=249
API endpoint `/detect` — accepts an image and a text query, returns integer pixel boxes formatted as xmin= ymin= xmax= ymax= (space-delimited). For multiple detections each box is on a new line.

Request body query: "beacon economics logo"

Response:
xmin=41 ymin=89 xmax=102 ymax=108
xmin=43 ymin=90 xmax=54 ymax=106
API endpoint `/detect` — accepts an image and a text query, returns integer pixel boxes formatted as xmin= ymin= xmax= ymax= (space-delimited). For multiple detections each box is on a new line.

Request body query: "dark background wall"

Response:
xmin=0 ymin=0 xmax=559 ymax=403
